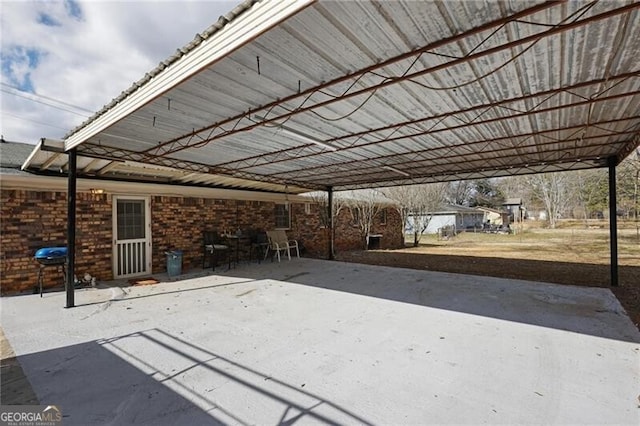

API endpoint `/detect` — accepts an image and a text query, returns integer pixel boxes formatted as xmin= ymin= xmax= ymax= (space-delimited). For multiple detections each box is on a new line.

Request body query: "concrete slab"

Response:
xmin=0 ymin=328 xmax=39 ymax=405
xmin=1 ymin=259 xmax=638 ymax=425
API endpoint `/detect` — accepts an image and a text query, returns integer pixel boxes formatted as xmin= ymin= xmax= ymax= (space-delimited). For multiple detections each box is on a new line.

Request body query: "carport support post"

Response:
xmin=328 ymin=187 xmax=334 ymax=260
xmin=608 ymin=156 xmax=618 ymax=287
xmin=66 ymin=148 xmax=77 ymax=308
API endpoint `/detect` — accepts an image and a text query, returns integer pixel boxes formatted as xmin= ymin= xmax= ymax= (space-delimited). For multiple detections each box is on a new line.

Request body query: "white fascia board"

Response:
xmin=21 ymin=139 xmax=68 ymax=170
xmin=65 ymin=0 xmax=315 ymax=151
xmin=0 ymin=173 xmax=312 ymax=203
xmin=21 ymin=139 xmax=43 ymax=170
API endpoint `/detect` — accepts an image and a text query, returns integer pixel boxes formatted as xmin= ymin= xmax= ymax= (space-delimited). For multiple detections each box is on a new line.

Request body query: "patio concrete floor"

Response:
xmin=1 ymin=258 xmax=639 ymax=425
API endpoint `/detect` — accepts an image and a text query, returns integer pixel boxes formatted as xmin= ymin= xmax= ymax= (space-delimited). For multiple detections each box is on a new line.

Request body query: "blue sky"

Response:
xmin=1 ymin=0 xmax=237 ymax=143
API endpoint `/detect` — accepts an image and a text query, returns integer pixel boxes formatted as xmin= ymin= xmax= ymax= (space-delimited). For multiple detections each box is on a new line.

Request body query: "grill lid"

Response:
xmin=34 ymin=247 xmax=68 ymax=260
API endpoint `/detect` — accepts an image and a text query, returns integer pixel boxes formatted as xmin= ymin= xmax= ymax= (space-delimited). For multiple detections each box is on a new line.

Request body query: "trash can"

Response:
xmin=166 ymin=250 xmax=183 ymax=276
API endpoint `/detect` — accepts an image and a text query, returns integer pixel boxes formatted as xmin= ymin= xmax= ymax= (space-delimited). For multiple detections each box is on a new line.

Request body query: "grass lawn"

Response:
xmin=403 ymin=220 xmax=640 ymax=267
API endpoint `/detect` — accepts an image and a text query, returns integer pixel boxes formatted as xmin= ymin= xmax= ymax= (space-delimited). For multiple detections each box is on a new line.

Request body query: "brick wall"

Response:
xmin=151 ymin=199 xmax=331 ymax=267
xmin=1 ymin=190 xmax=404 ymax=294
xmin=151 ymin=197 xmax=277 ymax=272
xmin=287 ymin=203 xmax=404 ymax=255
xmin=290 ymin=202 xmax=328 ymax=257
xmin=333 ymin=206 xmax=404 ymax=251
xmin=1 ymin=190 xmax=111 ymax=294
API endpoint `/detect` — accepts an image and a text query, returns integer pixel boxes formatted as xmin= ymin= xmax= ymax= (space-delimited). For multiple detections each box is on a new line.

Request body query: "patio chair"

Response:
xmin=265 ymin=230 xmax=299 ymax=262
xmin=247 ymin=229 xmax=270 ymax=263
xmin=203 ymin=230 xmax=232 ymax=270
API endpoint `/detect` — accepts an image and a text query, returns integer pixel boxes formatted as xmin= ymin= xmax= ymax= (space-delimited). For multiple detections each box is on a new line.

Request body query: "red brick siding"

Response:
xmin=333 ymin=207 xmax=404 ymax=251
xmin=289 ymin=202 xmax=327 ymax=257
xmin=1 ymin=190 xmax=111 ymax=294
xmin=1 ymin=190 xmax=404 ymax=294
xmin=289 ymin=204 xmax=404 ymax=255
xmin=150 ymin=197 xmax=276 ymax=272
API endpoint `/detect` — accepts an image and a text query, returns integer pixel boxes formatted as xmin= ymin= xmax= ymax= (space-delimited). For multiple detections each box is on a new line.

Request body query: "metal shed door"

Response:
xmin=113 ymin=196 xmax=151 ymax=278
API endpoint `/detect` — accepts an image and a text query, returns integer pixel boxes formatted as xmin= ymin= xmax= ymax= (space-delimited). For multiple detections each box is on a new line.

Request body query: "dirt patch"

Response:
xmin=336 ymin=248 xmax=640 ymax=332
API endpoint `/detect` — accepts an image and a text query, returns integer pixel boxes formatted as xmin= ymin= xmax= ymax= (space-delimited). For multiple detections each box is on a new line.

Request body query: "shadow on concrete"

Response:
xmin=337 ymin=251 xmax=640 ymax=288
xmin=17 ymin=339 xmax=221 ymax=425
xmin=219 ymin=258 xmax=640 ymax=344
xmin=17 ymin=328 xmax=372 ymax=425
xmin=335 ymin=250 xmax=640 ymax=336
xmin=28 ymin=267 xmax=230 ymax=297
xmin=15 ymin=256 xmax=639 ymax=344
xmin=74 ymin=278 xmax=258 ymax=308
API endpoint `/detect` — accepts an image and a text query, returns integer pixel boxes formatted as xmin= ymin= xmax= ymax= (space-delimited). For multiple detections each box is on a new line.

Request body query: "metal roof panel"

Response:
xmin=59 ymin=0 xmax=640 ymax=192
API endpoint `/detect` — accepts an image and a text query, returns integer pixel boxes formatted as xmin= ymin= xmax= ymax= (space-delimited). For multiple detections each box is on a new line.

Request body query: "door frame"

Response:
xmin=112 ymin=195 xmax=152 ymax=278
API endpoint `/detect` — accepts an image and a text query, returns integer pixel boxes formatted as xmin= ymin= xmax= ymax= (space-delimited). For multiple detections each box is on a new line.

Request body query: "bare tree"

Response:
xmin=446 ymin=180 xmax=473 ymax=205
xmin=307 ymin=191 xmax=346 ymax=255
xmin=380 ymin=186 xmax=412 ymax=240
xmin=497 ymin=175 xmax=535 ymax=217
xmin=617 ymin=148 xmax=640 ymax=240
xmin=526 ymin=172 xmax=575 ymax=228
xmin=307 ymin=191 xmax=346 ymax=229
xmin=574 ymin=169 xmax=608 ymax=224
xmin=382 ymin=183 xmax=448 ymax=246
xmin=343 ymin=189 xmax=385 ymax=249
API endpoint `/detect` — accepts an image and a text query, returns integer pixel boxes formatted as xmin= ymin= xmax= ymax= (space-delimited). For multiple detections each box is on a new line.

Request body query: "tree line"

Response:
xmin=385 ymin=149 xmax=639 ymax=244
xmin=311 ymin=149 xmax=639 ymax=248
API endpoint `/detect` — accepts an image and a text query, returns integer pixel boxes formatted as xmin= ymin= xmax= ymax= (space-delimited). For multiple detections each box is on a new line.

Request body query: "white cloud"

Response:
xmin=1 ymin=0 xmax=237 ymax=144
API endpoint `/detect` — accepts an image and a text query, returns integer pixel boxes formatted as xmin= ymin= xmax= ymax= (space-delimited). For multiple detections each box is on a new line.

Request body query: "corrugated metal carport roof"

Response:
xmin=61 ymin=0 xmax=640 ymax=193
xmin=21 ymin=139 xmax=311 ymax=194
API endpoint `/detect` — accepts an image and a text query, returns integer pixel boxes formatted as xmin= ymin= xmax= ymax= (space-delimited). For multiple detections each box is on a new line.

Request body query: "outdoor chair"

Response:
xmin=265 ymin=230 xmax=299 ymax=262
xmin=203 ymin=230 xmax=232 ymax=270
xmin=247 ymin=230 xmax=270 ymax=263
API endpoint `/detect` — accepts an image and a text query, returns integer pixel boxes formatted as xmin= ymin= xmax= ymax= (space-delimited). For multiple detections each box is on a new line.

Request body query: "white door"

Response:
xmin=113 ymin=196 xmax=151 ymax=278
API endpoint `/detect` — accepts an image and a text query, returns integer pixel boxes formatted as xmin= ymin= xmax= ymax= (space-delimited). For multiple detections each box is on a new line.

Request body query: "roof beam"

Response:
xmin=337 ymin=154 xmax=608 ymax=187
xmin=74 ymin=117 xmax=640 ymax=190
xmin=97 ymin=161 xmax=120 ymax=176
xmin=144 ymin=2 xmax=640 ymax=159
xmin=616 ymin=132 xmax=640 ymax=163
xmin=319 ymin=117 xmax=638 ymax=177
xmin=82 ymin=158 xmax=101 ymax=173
xmin=215 ymin=72 xmax=640 ymax=171
xmin=277 ymin=133 xmax=636 ymax=184
xmin=57 ymin=0 xmax=640 ymax=193
xmin=77 ymin=143 xmax=326 ymax=191
xmin=142 ymin=1 xmax=564 ymax=157
xmin=263 ymin=91 xmax=640 ymax=178
xmin=64 ymin=0 xmax=315 ymax=151
xmin=173 ymin=172 xmax=201 ymax=183
xmin=40 ymin=153 xmax=62 ymax=170
xmin=334 ymin=160 xmax=604 ymax=191
xmin=278 ymin=135 xmax=637 ymax=185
